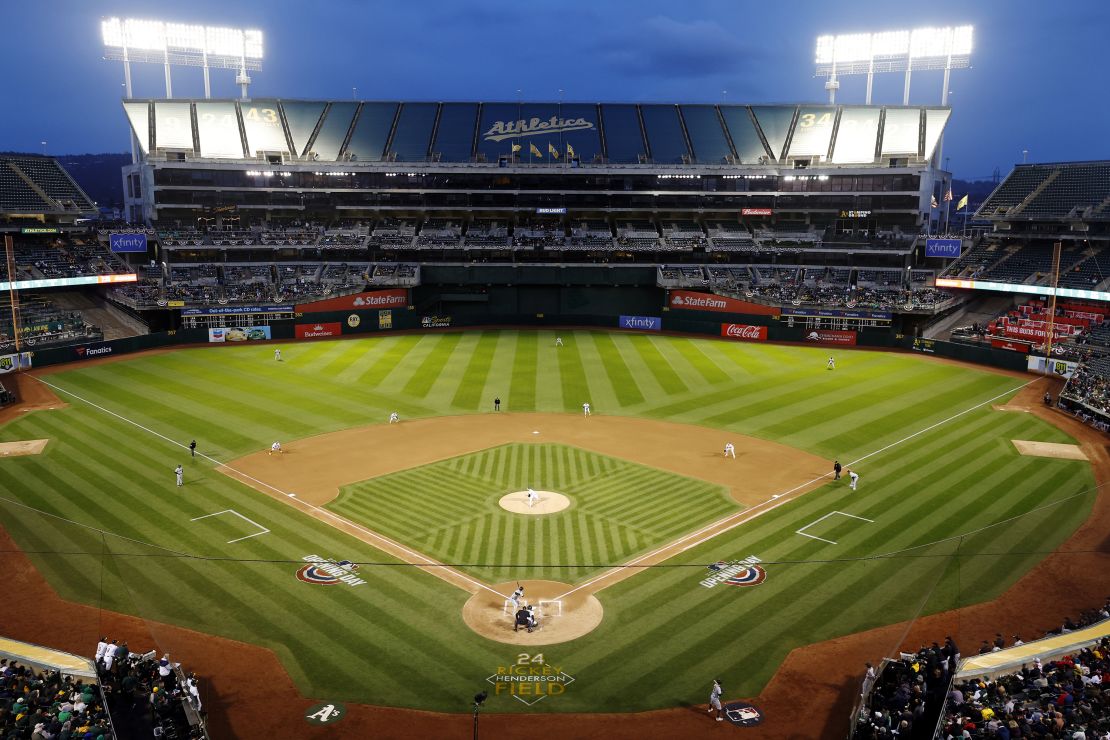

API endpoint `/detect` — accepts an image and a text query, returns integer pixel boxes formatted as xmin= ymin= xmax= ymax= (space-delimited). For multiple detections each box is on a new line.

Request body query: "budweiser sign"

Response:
xmin=295 ymin=322 xmax=341 ymax=339
xmin=720 ymin=324 xmax=768 ymax=341
xmin=741 ymin=208 xmax=773 ymax=216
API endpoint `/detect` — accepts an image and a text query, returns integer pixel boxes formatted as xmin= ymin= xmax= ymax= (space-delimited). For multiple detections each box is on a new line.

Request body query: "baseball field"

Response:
xmin=0 ymin=329 xmax=1095 ymax=716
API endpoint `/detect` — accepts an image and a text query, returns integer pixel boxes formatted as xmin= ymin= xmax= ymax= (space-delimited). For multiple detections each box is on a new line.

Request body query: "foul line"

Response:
xmin=554 ymin=379 xmax=1035 ymax=600
xmin=795 ymin=510 xmax=874 ymax=545
xmin=190 ymin=509 xmax=270 ymax=544
xmin=34 ymin=377 xmax=505 ymax=600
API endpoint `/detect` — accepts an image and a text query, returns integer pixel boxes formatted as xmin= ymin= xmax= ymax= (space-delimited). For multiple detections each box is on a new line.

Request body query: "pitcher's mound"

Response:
xmin=498 ymin=490 xmax=570 ymax=515
xmin=462 ymin=580 xmax=603 ymax=645
xmin=0 ymin=439 xmax=48 ymax=457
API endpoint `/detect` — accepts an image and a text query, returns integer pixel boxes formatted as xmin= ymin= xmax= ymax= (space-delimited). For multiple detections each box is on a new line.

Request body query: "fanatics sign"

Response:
xmin=720 ymin=324 xmax=768 ymax=341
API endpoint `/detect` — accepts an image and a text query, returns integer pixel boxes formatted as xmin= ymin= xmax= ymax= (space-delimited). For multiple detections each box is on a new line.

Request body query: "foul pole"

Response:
xmin=1042 ymin=241 xmax=1062 ymax=373
xmin=3 ymin=236 xmax=20 ymax=356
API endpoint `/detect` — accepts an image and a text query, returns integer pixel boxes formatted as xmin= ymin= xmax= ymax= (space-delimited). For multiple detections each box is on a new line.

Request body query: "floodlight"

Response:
xmin=870 ymin=30 xmax=910 ymax=57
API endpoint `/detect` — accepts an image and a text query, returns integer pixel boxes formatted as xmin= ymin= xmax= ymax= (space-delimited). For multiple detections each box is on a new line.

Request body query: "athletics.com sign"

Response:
xmin=619 ymin=315 xmax=661 ymax=331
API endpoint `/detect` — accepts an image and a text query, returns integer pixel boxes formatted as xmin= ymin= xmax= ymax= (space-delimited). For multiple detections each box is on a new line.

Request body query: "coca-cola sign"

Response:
xmin=720 ymin=324 xmax=768 ymax=341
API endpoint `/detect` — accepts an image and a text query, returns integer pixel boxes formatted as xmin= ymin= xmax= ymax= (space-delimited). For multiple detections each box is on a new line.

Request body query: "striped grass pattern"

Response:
xmin=0 ymin=330 xmax=1095 ymax=712
xmin=329 ymin=443 xmax=736 ymax=583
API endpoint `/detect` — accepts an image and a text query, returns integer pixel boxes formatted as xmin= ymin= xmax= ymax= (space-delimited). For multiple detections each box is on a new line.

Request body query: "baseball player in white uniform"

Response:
xmin=274 ymin=348 xmax=282 ymax=361
xmin=724 ymin=442 xmax=736 ymax=458
xmin=270 ymin=441 xmax=282 ymax=455
xmin=582 ymin=402 xmax=591 ymax=417
xmin=389 ymin=412 xmax=400 ymax=424
xmin=95 ymin=637 xmax=109 ymax=668
xmin=509 ymin=584 xmax=525 ymax=612
xmin=175 ymin=465 xmax=183 ymax=487
xmin=555 ymin=336 xmax=563 ymax=347
xmin=827 ymin=356 xmax=835 ymax=370
xmin=709 ymin=679 xmax=724 ymax=721
xmin=848 ymin=469 xmax=859 ymax=490
xmin=527 ymin=488 xmax=540 ymax=508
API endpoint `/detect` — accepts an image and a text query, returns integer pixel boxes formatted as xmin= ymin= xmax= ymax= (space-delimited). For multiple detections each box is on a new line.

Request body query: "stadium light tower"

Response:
xmin=815 ymin=26 xmax=973 ymax=104
xmin=100 ymin=17 xmax=264 ymax=100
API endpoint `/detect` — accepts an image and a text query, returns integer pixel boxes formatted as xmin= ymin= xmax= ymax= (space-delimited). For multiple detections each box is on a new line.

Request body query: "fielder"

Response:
xmin=848 ymin=469 xmax=859 ymax=490
xmin=583 ymin=402 xmax=591 ymax=417
xmin=527 ymin=488 xmax=540 ymax=508
xmin=174 ymin=465 xmax=183 ymax=487
xmin=724 ymin=442 xmax=736 ymax=458
xmin=709 ymin=679 xmax=724 ymax=721
xmin=827 ymin=356 xmax=835 ymax=370
xmin=555 ymin=336 xmax=563 ymax=347
xmin=389 ymin=412 xmax=400 ymax=424
xmin=275 ymin=348 xmax=282 ymax=361
xmin=270 ymin=441 xmax=283 ymax=455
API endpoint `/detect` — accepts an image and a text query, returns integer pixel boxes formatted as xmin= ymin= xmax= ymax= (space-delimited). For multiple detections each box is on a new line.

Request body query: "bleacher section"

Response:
xmin=0 ymin=156 xmax=97 ymax=214
xmin=978 ymin=161 xmax=1110 ymax=220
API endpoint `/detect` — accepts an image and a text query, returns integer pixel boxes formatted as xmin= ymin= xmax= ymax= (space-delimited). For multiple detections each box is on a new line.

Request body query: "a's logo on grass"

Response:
xmin=296 ymin=555 xmax=366 ymax=587
xmin=723 ymin=701 xmax=764 ymax=727
xmin=701 ymin=556 xmax=765 ymax=589
xmin=304 ymin=701 xmax=346 ymax=726
xmin=486 ymin=653 xmax=575 ymax=706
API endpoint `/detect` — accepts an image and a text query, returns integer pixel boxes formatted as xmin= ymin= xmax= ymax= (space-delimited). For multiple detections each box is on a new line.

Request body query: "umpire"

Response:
xmin=833 ymin=460 xmax=842 ymax=480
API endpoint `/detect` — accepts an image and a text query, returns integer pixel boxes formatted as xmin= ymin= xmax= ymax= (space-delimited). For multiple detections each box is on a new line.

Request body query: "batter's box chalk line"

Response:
xmin=794 ymin=510 xmax=874 ymax=546
xmin=502 ymin=599 xmax=563 ymax=618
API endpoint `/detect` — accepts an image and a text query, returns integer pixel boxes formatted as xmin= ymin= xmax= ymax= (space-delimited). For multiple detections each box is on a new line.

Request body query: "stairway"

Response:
xmin=1010 ymin=170 xmax=1059 ymax=216
xmin=924 ymin=294 xmax=1015 ymax=340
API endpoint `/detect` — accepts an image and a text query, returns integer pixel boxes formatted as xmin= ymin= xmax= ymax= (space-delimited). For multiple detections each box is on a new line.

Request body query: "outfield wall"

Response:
xmin=23 ymin=295 xmax=1026 ymax=375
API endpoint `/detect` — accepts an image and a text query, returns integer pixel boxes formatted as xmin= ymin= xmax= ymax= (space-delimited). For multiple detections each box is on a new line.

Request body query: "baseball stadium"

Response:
xmin=1 ymin=14 xmax=1110 ymax=740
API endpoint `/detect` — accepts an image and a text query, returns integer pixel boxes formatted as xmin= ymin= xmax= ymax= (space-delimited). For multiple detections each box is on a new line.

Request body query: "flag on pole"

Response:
xmin=548 ymin=142 xmax=560 ymax=159
xmin=529 ymin=142 xmax=543 ymax=158
xmin=511 ymin=143 xmax=522 ymax=153
xmin=956 ymin=194 xmax=968 ymax=211
xmin=931 ymin=194 xmax=939 ymax=209
xmin=943 ymin=187 xmax=953 ymax=202
xmin=567 ymin=142 xmax=576 ymax=158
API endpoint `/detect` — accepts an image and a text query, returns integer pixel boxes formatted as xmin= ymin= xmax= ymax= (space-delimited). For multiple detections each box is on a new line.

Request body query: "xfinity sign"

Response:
xmin=110 ymin=233 xmax=148 ymax=253
xmin=619 ymin=315 xmax=661 ymax=331
xmin=925 ymin=238 xmax=961 ymax=259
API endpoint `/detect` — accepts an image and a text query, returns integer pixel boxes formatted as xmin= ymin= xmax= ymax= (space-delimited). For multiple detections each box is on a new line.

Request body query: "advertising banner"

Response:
xmin=73 ymin=343 xmax=114 ymax=360
xmin=378 ymin=310 xmax=393 ymax=330
xmin=208 ymin=328 xmax=226 ymax=343
xmin=991 ymin=338 xmax=1031 ymax=353
xmin=911 ymin=338 xmax=935 ymax=353
xmin=741 ymin=208 xmax=773 ymax=216
xmin=720 ymin=324 xmax=768 ymax=341
xmin=803 ymin=329 xmax=857 ymax=345
xmin=782 ymin=308 xmax=892 ymax=320
xmin=182 ymin=305 xmax=293 ymax=316
xmin=670 ymin=290 xmax=780 ymax=316
xmin=1027 ymin=355 xmax=1077 ymax=378
xmin=227 ymin=326 xmax=271 ymax=342
xmin=0 ymin=353 xmax=32 ymax=374
xmin=618 ymin=315 xmax=662 ymax=331
xmin=295 ymin=322 xmax=341 ymax=339
xmin=109 ymin=233 xmax=149 ymax=253
xmin=925 ymin=238 xmax=962 ymax=258
xmin=295 ymin=289 xmax=408 ymax=313
xmin=421 ymin=315 xmax=452 ymax=328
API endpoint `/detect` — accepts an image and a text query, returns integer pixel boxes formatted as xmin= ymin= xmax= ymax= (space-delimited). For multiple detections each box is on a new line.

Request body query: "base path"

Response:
xmin=226 ymin=412 xmax=829 ymax=509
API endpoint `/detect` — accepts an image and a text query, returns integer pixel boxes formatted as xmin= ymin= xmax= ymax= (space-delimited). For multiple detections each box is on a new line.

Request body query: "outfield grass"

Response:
xmin=0 ymin=330 xmax=1095 ymax=712
xmin=329 ymin=442 xmax=736 ymax=583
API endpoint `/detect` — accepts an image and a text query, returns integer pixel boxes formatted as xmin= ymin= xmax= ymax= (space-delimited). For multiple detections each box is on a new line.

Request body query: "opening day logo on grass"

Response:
xmin=701 ymin=556 xmax=766 ymax=588
xmin=486 ymin=653 xmax=576 ymax=706
xmin=295 ymin=555 xmax=367 ymax=587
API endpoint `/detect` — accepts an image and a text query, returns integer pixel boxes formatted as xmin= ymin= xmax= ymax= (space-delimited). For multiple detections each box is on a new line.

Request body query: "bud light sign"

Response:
xmin=619 ymin=315 xmax=661 ymax=331
xmin=925 ymin=238 xmax=961 ymax=259
xmin=109 ymin=233 xmax=148 ymax=253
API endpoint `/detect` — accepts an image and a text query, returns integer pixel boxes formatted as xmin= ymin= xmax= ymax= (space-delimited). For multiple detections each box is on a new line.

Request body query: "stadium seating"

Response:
xmin=0 ymin=294 xmax=102 ymax=352
xmin=0 ymin=658 xmax=112 ymax=738
xmin=0 ymin=156 xmax=96 ymax=213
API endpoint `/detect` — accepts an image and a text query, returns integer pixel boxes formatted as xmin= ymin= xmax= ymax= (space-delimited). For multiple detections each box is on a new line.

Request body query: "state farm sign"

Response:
xmin=295 ymin=322 xmax=341 ymax=339
xmin=720 ymin=324 xmax=768 ymax=341
xmin=669 ymin=290 xmax=780 ymax=316
xmin=296 ymin=289 xmax=408 ymax=313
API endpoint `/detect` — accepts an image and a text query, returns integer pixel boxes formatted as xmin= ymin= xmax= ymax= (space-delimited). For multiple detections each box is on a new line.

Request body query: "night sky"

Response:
xmin=4 ymin=0 xmax=1107 ymax=178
